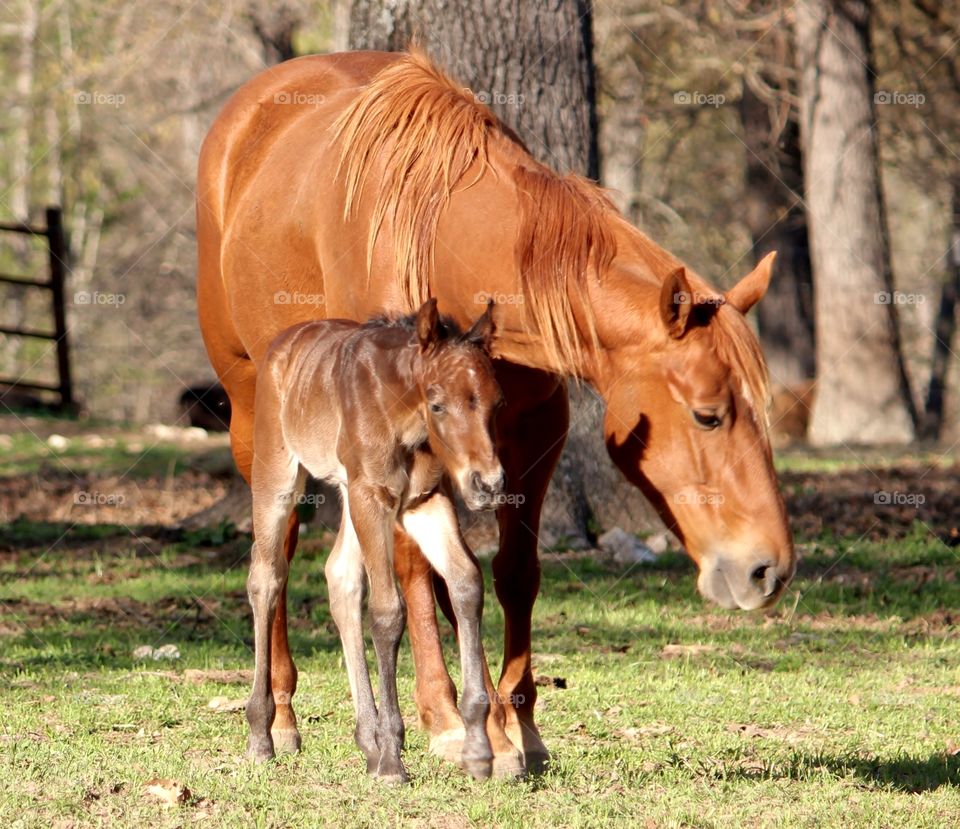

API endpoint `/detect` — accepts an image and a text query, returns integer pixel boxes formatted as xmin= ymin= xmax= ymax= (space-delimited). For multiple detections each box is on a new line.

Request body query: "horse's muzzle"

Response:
xmin=697 ymin=552 xmax=795 ymax=611
xmin=464 ymin=469 xmax=506 ymax=511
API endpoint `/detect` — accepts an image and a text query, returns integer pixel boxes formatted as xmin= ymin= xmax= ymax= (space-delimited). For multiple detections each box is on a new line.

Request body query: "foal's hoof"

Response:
xmin=491 ymin=748 xmax=525 ymax=780
xmin=246 ymin=735 xmax=275 ymax=763
xmin=375 ymin=763 xmax=409 ymax=785
xmin=462 ymin=756 xmax=493 ymax=781
xmin=270 ymin=727 xmax=302 ymax=755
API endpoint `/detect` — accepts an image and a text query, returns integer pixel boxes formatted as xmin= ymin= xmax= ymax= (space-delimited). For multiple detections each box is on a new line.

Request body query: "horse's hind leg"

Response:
xmin=325 ymin=489 xmax=381 ymax=776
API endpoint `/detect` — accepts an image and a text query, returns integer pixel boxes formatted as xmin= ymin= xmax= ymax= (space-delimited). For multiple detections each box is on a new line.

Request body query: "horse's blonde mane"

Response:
xmin=333 ymin=49 xmax=496 ymax=312
xmin=333 ymin=49 xmax=617 ymax=376
xmin=333 ymin=49 xmax=768 ymax=414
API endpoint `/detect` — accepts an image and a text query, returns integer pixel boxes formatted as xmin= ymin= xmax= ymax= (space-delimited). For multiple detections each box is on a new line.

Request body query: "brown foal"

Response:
xmin=246 ymin=299 xmax=504 ymax=782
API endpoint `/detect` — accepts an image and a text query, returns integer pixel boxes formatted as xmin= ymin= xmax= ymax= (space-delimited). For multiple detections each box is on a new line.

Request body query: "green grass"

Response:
xmin=2 ymin=525 xmax=960 ymax=827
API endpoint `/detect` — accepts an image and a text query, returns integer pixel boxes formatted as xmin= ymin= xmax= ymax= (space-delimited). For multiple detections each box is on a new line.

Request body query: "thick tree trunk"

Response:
xmin=348 ymin=0 xmax=598 ymax=177
xmin=794 ymin=0 xmax=916 ymax=445
xmin=347 ymin=1 xmax=662 ymax=543
xmin=740 ymin=78 xmax=815 ymax=387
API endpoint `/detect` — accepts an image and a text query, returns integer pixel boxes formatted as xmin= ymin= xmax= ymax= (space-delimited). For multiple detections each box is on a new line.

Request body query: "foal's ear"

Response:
xmin=416 ymin=297 xmax=441 ymax=352
xmin=660 ymin=266 xmax=693 ymax=339
xmin=463 ymin=299 xmax=496 ymax=352
xmin=726 ymin=251 xmax=775 ymax=314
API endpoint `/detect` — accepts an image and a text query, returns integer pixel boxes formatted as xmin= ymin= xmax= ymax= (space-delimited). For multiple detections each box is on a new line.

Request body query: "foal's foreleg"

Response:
xmin=403 ymin=493 xmax=495 ymax=780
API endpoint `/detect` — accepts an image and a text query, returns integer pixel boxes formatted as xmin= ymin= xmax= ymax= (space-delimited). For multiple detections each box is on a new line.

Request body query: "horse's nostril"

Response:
xmin=470 ymin=471 xmax=483 ymax=492
xmin=750 ymin=564 xmax=778 ymax=597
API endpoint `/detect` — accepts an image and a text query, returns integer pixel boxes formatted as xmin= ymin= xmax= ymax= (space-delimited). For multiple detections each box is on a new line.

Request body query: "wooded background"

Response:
xmin=1 ymin=1 xmax=958 ymax=538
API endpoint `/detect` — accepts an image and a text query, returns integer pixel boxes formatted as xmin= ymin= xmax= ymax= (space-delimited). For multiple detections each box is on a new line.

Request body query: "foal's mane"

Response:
xmin=333 ymin=48 xmax=616 ymax=376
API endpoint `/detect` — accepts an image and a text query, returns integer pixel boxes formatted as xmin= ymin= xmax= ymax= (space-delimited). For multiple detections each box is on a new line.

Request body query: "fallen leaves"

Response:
xmin=132 ymin=644 xmax=180 ymax=661
xmin=727 ymin=722 xmax=818 ymax=744
xmin=207 ymin=696 xmax=246 ymax=713
xmin=660 ymin=643 xmax=716 ymax=659
xmin=143 ymin=778 xmax=191 ymax=807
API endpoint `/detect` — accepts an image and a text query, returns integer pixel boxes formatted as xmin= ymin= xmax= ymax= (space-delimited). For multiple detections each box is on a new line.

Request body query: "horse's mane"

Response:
xmin=333 ymin=48 xmax=616 ymax=376
xmin=334 ymin=50 xmax=769 ymax=417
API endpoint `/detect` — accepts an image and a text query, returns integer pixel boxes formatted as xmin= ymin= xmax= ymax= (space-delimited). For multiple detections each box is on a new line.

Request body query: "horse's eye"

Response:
xmin=430 ymin=402 xmax=445 ymax=415
xmin=693 ymin=409 xmax=722 ymax=430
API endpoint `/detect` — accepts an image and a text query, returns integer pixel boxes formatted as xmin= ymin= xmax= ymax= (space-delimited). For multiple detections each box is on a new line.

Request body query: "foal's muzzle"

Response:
xmin=465 ymin=468 xmax=506 ymax=511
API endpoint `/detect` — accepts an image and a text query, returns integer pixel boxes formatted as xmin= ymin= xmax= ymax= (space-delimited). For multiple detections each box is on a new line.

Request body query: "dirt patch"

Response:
xmin=781 ymin=461 xmax=960 ymax=542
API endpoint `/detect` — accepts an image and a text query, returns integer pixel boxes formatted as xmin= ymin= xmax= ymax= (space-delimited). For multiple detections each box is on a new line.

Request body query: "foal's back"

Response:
xmin=257 ymin=318 xmax=424 ymax=488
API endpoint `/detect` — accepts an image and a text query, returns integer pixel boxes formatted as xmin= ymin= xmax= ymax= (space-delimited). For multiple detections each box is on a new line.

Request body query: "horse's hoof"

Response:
xmin=462 ymin=756 xmax=493 ymax=781
xmin=523 ymin=750 xmax=550 ymax=776
xmin=492 ymin=748 xmax=525 ymax=780
xmin=270 ymin=727 xmax=302 ymax=754
xmin=428 ymin=727 xmax=465 ymax=764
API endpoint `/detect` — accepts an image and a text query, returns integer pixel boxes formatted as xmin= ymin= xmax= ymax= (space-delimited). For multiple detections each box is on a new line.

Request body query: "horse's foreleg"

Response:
xmin=493 ymin=384 xmax=569 ymax=774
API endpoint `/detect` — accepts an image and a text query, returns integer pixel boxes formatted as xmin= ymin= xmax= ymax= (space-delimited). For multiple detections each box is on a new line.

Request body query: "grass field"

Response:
xmin=3 ymin=511 xmax=960 ymax=828
xmin=1 ymin=418 xmax=959 ymax=827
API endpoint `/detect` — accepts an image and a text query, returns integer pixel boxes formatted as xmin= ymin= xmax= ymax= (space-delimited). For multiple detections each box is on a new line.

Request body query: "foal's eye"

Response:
xmin=693 ymin=409 xmax=723 ymax=430
xmin=430 ymin=402 xmax=445 ymax=415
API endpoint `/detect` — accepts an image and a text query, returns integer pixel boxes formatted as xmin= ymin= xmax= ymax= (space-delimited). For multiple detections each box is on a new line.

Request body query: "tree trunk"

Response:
xmin=794 ymin=0 xmax=916 ymax=445
xmin=348 ymin=0 xmax=598 ymax=177
xmin=922 ymin=177 xmax=960 ymax=439
xmin=347 ymin=0 xmax=662 ymax=544
xmin=739 ymin=78 xmax=815 ymax=387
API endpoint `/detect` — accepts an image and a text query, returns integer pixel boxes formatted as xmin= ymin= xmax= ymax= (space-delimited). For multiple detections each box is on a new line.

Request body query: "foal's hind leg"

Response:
xmin=246 ymin=456 xmax=304 ymax=761
xmin=325 ymin=488 xmax=381 ymax=775
xmin=349 ymin=483 xmax=408 ymax=783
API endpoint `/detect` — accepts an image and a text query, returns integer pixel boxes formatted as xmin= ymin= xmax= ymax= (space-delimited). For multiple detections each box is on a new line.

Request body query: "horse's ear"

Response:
xmin=726 ymin=251 xmax=776 ymax=314
xmin=660 ymin=266 xmax=693 ymax=339
xmin=463 ymin=299 xmax=496 ymax=352
xmin=416 ymin=298 xmax=440 ymax=351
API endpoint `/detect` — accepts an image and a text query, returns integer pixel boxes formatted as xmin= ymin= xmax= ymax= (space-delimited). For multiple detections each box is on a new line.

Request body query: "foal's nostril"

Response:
xmin=750 ymin=563 xmax=779 ymax=598
xmin=470 ymin=471 xmax=483 ymax=493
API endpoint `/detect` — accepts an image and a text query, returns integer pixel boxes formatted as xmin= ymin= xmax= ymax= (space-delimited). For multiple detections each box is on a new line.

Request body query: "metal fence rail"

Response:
xmin=0 ymin=206 xmax=74 ymax=412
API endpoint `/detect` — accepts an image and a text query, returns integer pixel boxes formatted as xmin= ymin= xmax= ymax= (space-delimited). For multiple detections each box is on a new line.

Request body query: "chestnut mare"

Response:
xmin=197 ymin=49 xmax=796 ymax=778
xmin=248 ymin=299 xmax=503 ymax=782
